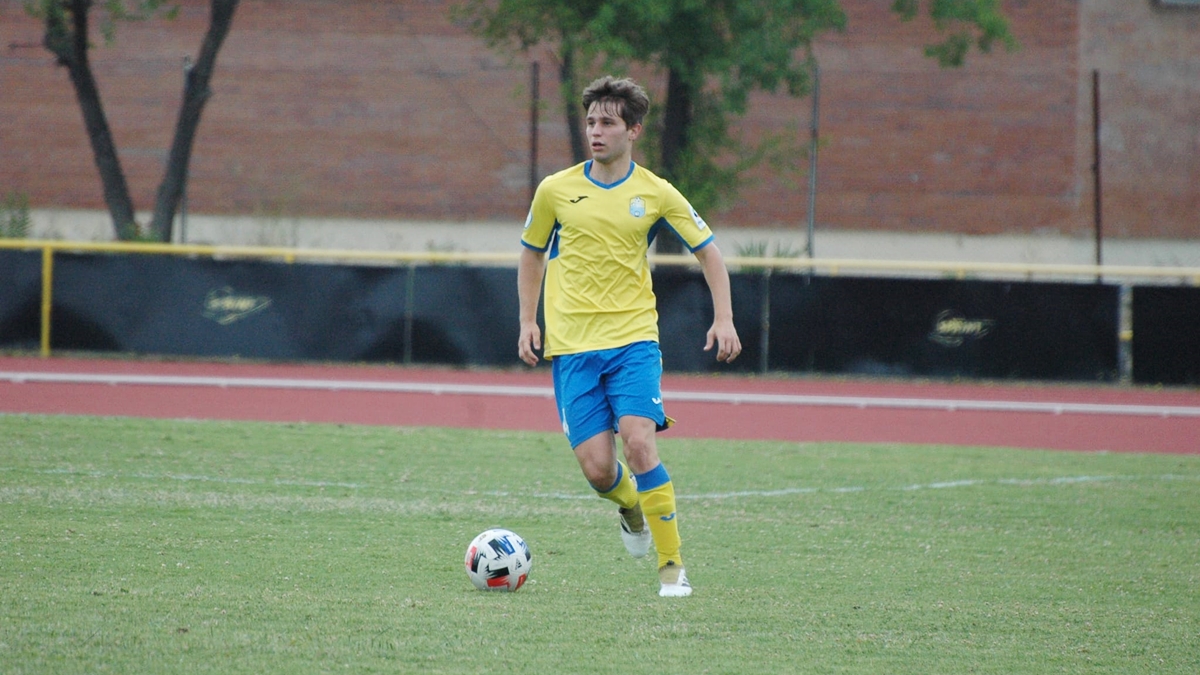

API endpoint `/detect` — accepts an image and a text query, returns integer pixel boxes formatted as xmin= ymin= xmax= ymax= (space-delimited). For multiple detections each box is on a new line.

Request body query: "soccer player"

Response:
xmin=517 ymin=75 xmax=742 ymax=597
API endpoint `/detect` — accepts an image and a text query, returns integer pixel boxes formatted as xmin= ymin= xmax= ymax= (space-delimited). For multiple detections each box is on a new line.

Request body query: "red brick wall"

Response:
xmin=1081 ymin=0 xmax=1200 ymax=238
xmin=0 ymin=0 xmax=1195 ymax=239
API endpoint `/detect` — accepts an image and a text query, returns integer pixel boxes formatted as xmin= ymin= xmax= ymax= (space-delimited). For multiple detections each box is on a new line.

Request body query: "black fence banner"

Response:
xmin=652 ymin=267 xmax=763 ymax=374
xmin=0 ymin=251 xmax=1143 ymax=384
xmin=51 ymin=253 xmax=410 ymax=360
xmin=767 ymin=275 xmax=1120 ymax=381
xmin=1132 ymin=286 xmax=1200 ymax=386
xmin=408 ymin=266 xmax=522 ymax=367
xmin=0 ymin=250 xmax=42 ymax=350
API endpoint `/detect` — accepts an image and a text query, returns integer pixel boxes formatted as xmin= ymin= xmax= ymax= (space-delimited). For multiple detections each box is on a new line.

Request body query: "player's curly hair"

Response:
xmin=581 ymin=76 xmax=649 ymax=128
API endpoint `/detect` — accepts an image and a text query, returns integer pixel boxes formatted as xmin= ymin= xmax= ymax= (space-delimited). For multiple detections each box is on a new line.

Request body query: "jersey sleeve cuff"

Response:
xmin=687 ymin=234 xmax=716 ymax=253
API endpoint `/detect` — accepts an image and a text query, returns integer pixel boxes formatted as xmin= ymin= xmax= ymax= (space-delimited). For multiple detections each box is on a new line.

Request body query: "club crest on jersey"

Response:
xmin=629 ymin=196 xmax=646 ymax=218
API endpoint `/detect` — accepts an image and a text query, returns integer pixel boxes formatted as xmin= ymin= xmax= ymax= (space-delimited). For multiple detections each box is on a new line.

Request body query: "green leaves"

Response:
xmin=97 ymin=1 xmax=180 ymax=43
xmin=1 ymin=192 xmax=32 ymax=239
xmin=24 ymin=0 xmax=179 ymax=45
xmin=894 ymin=0 xmax=1018 ymax=67
xmin=457 ymin=0 xmax=1017 ymax=213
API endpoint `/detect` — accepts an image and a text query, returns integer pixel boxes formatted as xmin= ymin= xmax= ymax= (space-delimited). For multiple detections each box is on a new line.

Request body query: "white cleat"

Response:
xmin=658 ymin=562 xmax=692 ymax=597
xmin=619 ymin=505 xmax=652 ymax=559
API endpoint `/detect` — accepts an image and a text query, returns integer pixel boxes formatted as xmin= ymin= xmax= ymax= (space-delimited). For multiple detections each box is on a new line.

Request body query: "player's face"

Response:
xmin=586 ymin=100 xmax=641 ymax=166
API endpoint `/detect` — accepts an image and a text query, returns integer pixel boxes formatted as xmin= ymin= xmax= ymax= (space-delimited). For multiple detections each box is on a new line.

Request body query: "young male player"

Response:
xmin=517 ymin=75 xmax=742 ymax=597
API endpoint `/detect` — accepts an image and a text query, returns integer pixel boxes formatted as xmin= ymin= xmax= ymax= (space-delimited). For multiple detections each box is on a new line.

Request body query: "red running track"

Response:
xmin=0 ymin=356 xmax=1197 ymax=454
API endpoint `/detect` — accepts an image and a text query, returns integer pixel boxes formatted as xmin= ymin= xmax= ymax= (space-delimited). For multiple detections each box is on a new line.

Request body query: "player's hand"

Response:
xmin=518 ymin=322 xmax=542 ymax=366
xmin=704 ymin=319 xmax=741 ymax=363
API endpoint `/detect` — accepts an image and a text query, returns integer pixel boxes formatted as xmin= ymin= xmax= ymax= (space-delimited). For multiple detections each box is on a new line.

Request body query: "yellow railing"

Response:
xmin=2 ymin=236 xmax=1200 ymax=278
xmin=3 ymin=238 xmax=1200 ymax=358
xmin=0 ymin=239 xmax=519 ymax=265
xmin=4 ymin=238 xmax=1200 ymax=280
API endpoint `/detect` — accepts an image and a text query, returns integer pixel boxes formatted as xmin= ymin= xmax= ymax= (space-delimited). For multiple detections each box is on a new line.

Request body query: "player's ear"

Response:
xmin=628 ymin=122 xmax=643 ymax=141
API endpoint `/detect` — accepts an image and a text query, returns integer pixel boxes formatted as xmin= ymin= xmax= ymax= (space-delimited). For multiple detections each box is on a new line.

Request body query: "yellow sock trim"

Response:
xmin=639 ymin=481 xmax=682 ymax=568
xmin=596 ymin=461 xmax=639 ymax=510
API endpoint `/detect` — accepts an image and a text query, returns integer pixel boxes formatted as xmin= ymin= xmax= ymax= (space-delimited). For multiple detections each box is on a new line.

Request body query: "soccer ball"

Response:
xmin=464 ymin=528 xmax=532 ymax=592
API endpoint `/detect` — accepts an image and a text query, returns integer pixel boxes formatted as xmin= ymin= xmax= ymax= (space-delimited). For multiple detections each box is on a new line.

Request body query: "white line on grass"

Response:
xmin=433 ymin=474 xmax=1170 ymax=500
xmin=7 ymin=466 xmax=1197 ymax=501
xmin=4 ymin=370 xmax=1200 ymax=418
xmin=30 ymin=467 xmax=365 ymax=489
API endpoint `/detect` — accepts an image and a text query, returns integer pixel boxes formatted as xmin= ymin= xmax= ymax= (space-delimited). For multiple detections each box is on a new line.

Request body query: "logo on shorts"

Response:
xmin=629 ymin=196 xmax=646 ymax=218
xmin=652 ymin=397 xmax=662 ymax=405
xmin=560 ymin=408 xmax=570 ymax=436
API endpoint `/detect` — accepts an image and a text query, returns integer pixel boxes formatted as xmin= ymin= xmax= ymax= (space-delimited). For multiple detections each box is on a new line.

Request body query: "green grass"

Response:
xmin=1 ymin=414 xmax=1198 ymax=674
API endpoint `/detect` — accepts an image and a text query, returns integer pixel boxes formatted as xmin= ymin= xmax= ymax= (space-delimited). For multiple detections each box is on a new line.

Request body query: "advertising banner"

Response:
xmin=51 ymin=253 xmax=409 ymax=360
xmin=9 ymin=252 xmax=1133 ymax=383
xmin=767 ymin=275 xmax=1120 ymax=381
xmin=653 ymin=267 xmax=764 ymax=374
xmin=0 ymin=250 xmax=41 ymax=350
xmin=1132 ymin=286 xmax=1200 ymax=385
xmin=408 ymin=266 xmax=521 ymax=367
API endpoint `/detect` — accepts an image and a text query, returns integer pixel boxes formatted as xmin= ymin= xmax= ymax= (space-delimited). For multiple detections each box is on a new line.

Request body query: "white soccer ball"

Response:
xmin=464 ymin=528 xmax=532 ymax=592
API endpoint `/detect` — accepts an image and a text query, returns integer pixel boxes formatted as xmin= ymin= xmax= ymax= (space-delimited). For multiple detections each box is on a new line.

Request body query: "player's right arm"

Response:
xmin=518 ymin=169 xmax=568 ymax=365
xmin=517 ymin=246 xmax=545 ymax=366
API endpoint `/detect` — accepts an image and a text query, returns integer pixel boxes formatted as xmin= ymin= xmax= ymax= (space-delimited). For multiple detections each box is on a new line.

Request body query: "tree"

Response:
xmin=25 ymin=0 xmax=240 ymax=242
xmin=456 ymin=0 xmax=1017 ymax=252
xmin=454 ymin=0 xmax=597 ymax=165
xmin=892 ymin=0 xmax=1016 ymax=67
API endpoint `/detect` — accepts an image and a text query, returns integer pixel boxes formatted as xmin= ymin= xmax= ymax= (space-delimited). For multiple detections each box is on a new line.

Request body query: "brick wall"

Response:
xmin=1080 ymin=0 xmax=1200 ymax=238
xmin=0 ymin=0 xmax=1195 ymax=239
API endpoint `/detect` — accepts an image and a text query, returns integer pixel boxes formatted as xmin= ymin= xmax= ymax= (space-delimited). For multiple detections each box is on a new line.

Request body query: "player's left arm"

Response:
xmin=693 ymin=242 xmax=742 ymax=363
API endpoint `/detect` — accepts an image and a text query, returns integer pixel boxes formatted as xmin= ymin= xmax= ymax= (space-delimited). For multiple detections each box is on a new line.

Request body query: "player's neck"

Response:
xmin=588 ymin=156 xmax=633 ymax=185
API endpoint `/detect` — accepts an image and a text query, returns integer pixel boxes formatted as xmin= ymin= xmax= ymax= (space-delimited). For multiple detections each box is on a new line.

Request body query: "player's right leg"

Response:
xmin=572 ymin=434 xmax=651 ymax=558
xmin=553 ymin=351 xmax=650 ymax=558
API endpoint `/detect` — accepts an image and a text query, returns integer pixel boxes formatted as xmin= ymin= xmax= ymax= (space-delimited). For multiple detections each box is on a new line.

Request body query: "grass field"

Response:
xmin=1 ymin=413 xmax=1198 ymax=674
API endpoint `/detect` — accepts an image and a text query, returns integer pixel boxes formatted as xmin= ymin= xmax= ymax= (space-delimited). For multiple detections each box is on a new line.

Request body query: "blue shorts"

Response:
xmin=551 ymin=341 xmax=666 ymax=448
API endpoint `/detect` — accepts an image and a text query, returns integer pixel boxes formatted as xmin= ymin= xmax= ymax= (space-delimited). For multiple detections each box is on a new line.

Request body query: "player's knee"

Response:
xmin=579 ymin=459 xmax=617 ymax=491
xmin=620 ymin=433 xmax=657 ymax=470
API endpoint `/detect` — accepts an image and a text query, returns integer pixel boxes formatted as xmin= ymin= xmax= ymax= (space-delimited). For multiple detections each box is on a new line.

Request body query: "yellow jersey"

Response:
xmin=521 ymin=160 xmax=716 ymax=357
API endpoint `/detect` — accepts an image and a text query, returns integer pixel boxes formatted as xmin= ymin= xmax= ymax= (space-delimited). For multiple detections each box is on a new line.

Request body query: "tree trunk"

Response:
xmin=150 ymin=0 xmax=240 ymax=243
xmin=656 ymin=66 xmax=693 ymax=254
xmin=47 ymin=0 xmax=139 ymax=240
xmin=558 ymin=38 xmax=587 ymax=165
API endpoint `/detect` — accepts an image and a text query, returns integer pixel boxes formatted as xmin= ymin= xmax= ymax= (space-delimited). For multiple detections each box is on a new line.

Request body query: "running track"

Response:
xmin=0 ymin=356 xmax=1197 ymax=454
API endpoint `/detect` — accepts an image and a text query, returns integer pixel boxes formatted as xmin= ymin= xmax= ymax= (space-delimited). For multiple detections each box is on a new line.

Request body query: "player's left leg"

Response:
xmin=619 ymin=418 xmax=680 ymax=562
xmin=619 ymin=417 xmax=691 ymax=597
xmin=606 ymin=341 xmax=691 ymax=596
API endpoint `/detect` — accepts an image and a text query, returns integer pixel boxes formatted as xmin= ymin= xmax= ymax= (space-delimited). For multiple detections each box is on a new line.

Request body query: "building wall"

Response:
xmin=0 ymin=0 xmax=1195 ymax=239
xmin=1079 ymin=0 xmax=1200 ymax=238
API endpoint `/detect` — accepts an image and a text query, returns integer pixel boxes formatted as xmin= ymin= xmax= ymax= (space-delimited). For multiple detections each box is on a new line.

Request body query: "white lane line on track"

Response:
xmin=3 ymin=370 xmax=1200 ymax=419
